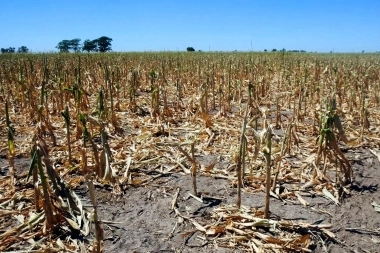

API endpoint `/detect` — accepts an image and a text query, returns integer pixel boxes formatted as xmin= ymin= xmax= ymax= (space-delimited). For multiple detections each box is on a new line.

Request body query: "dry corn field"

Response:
xmin=1 ymin=52 xmax=380 ymax=252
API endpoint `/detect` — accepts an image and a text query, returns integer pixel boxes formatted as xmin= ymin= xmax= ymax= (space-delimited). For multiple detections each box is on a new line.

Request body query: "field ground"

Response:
xmin=1 ymin=148 xmax=379 ymax=252
xmin=0 ymin=52 xmax=380 ymax=252
xmin=94 ymin=148 xmax=380 ymax=253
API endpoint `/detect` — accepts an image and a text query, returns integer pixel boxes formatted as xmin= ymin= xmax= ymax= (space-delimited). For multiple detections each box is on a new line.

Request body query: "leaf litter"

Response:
xmin=0 ymin=53 xmax=380 ymax=252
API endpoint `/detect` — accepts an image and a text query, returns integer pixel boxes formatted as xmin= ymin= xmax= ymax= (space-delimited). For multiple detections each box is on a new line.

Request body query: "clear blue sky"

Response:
xmin=1 ymin=0 xmax=379 ymax=53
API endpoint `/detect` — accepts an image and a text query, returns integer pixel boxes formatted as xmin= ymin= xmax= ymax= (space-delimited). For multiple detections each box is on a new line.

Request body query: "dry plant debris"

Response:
xmin=0 ymin=52 xmax=380 ymax=252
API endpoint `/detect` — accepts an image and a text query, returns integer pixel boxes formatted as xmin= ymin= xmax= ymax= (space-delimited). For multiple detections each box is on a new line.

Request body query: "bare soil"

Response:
xmin=1 ymin=134 xmax=380 ymax=253
xmin=1 ymin=143 xmax=380 ymax=252
xmin=60 ymin=147 xmax=380 ymax=253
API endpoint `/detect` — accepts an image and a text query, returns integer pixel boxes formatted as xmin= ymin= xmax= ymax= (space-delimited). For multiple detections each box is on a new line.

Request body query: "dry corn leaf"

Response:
xmin=254 ymin=232 xmax=285 ymax=245
xmin=295 ymin=192 xmax=309 ymax=206
xmin=369 ymin=149 xmax=380 ymax=162
xmin=206 ymin=225 xmax=225 ymax=235
xmin=226 ymin=225 xmax=247 ymax=235
xmin=372 ymin=202 xmax=380 ymax=213
xmin=15 ymin=214 xmax=25 ymax=224
xmin=190 ymin=219 xmax=207 ymax=232
xmin=56 ymin=238 xmax=66 ymax=249
xmin=322 ymin=187 xmax=340 ymax=205
xmin=65 ymin=217 xmax=81 ymax=230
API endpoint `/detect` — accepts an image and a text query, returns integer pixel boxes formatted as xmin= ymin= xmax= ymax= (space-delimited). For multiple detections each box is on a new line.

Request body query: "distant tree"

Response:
xmin=56 ymin=39 xmax=81 ymax=52
xmin=82 ymin=39 xmax=98 ymax=52
xmin=56 ymin=40 xmax=71 ymax=52
xmin=56 ymin=36 xmax=112 ymax=53
xmin=96 ymin=36 xmax=112 ymax=52
xmin=272 ymin=49 xmax=277 ymax=52
xmin=187 ymin=47 xmax=195 ymax=52
xmin=1 ymin=47 xmax=15 ymax=53
xmin=17 ymin=46 xmax=29 ymax=53
xmin=69 ymin=38 xmax=81 ymax=52
xmin=288 ymin=50 xmax=302 ymax=53
xmin=264 ymin=49 xmax=267 ymax=52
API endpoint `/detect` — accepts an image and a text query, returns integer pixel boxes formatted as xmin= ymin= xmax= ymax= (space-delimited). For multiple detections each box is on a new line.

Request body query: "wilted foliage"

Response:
xmin=0 ymin=52 xmax=380 ymax=251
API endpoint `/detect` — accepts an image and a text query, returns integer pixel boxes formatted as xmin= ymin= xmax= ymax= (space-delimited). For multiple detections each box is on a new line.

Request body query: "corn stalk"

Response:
xmin=61 ymin=105 xmax=72 ymax=164
xmin=5 ymin=99 xmax=15 ymax=191
xmin=263 ymin=126 xmax=272 ymax=219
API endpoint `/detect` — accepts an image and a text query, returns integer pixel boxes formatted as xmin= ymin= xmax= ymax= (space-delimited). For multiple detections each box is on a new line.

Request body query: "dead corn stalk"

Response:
xmin=178 ymin=142 xmax=199 ymax=196
xmin=61 ymin=105 xmax=72 ymax=164
xmin=272 ymin=122 xmax=291 ymax=191
xmin=157 ymin=141 xmax=199 ymax=196
xmin=263 ymin=125 xmax=272 ymax=219
xmin=236 ymin=112 xmax=248 ymax=209
xmin=88 ymin=180 xmax=104 ymax=253
xmin=5 ymin=99 xmax=15 ymax=192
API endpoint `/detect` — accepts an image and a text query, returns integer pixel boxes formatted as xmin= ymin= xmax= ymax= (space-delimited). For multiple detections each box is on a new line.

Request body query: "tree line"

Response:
xmin=1 ymin=46 xmax=29 ymax=54
xmin=56 ymin=36 xmax=113 ymax=53
xmin=264 ymin=49 xmax=306 ymax=53
xmin=1 ymin=36 xmax=112 ymax=54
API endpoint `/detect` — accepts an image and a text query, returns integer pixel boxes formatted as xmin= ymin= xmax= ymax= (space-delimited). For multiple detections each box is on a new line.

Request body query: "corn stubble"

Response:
xmin=0 ymin=52 xmax=379 ymax=252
